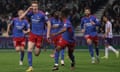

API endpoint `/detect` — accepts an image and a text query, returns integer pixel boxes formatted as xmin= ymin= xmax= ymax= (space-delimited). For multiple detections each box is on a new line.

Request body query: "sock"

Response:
xmin=92 ymin=57 xmax=95 ymax=60
xmin=88 ymin=44 xmax=94 ymax=57
xmin=108 ymin=46 xmax=117 ymax=53
xmin=28 ymin=52 xmax=32 ymax=66
xmin=68 ymin=51 xmax=75 ymax=63
xmin=95 ymin=47 xmax=99 ymax=57
xmin=20 ymin=51 xmax=24 ymax=61
xmin=105 ymin=47 xmax=108 ymax=58
xmin=54 ymin=51 xmax=60 ymax=66
xmin=61 ymin=49 xmax=65 ymax=60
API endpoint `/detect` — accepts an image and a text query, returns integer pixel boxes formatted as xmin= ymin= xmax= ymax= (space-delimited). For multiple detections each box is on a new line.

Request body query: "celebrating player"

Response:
xmin=6 ymin=10 xmax=30 ymax=65
xmin=80 ymin=8 xmax=100 ymax=63
xmin=101 ymin=16 xmax=119 ymax=59
xmin=52 ymin=9 xmax=75 ymax=71
xmin=21 ymin=1 xmax=51 ymax=72
xmin=50 ymin=11 xmax=65 ymax=65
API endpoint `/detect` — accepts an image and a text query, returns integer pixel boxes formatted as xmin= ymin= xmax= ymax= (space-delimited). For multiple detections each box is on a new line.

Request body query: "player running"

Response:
xmin=20 ymin=1 xmax=51 ymax=72
xmin=101 ymin=16 xmax=119 ymax=59
xmin=50 ymin=11 xmax=65 ymax=66
xmin=80 ymin=8 xmax=100 ymax=64
xmin=52 ymin=9 xmax=75 ymax=71
xmin=6 ymin=10 xmax=30 ymax=65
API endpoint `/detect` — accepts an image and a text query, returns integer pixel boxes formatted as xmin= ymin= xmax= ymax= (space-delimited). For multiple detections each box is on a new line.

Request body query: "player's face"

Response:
xmin=54 ymin=12 xmax=59 ymax=19
xmin=59 ymin=12 xmax=62 ymax=19
xmin=18 ymin=10 xmax=24 ymax=17
xmin=85 ymin=9 xmax=91 ymax=16
xmin=103 ymin=17 xmax=107 ymax=22
xmin=32 ymin=3 xmax=38 ymax=13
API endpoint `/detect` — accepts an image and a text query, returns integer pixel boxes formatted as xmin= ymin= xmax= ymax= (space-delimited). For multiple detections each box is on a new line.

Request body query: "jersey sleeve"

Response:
xmin=25 ymin=20 xmax=30 ymax=29
xmin=93 ymin=16 xmax=100 ymax=26
xmin=45 ymin=15 xmax=49 ymax=21
xmin=63 ymin=22 xmax=70 ymax=28
xmin=39 ymin=11 xmax=49 ymax=22
xmin=26 ymin=11 xmax=33 ymax=18
xmin=43 ymin=15 xmax=49 ymax=23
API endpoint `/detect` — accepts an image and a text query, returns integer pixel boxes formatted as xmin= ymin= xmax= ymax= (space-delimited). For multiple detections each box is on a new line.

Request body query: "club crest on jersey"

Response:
xmin=84 ymin=20 xmax=87 ymax=23
xmin=37 ymin=16 xmax=40 ymax=19
xmin=31 ymin=15 xmax=41 ymax=23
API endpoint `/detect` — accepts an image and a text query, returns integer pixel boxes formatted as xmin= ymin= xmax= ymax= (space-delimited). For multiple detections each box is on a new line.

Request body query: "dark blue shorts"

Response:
xmin=104 ymin=38 xmax=113 ymax=45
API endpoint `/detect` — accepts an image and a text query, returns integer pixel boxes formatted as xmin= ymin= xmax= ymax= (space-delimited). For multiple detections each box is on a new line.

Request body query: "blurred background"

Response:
xmin=0 ymin=0 xmax=119 ymax=36
xmin=0 ymin=0 xmax=119 ymax=49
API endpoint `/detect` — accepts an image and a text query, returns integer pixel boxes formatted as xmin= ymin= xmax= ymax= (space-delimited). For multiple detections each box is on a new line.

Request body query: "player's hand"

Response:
xmin=90 ymin=20 xmax=95 ymax=25
xmin=6 ymin=32 xmax=9 ymax=37
xmin=51 ymin=33 xmax=56 ymax=37
xmin=85 ymin=35 xmax=89 ymax=38
xmin=81 ymin=29 xmax=85 ymax=33
xmin=47 ymin=34 xmax=50 ymax=40
xmin=46 ymin=35 xmax=51 ymax=43
xmin=103 ymin=34 xmax=107 ymax=38
xmin=28 ymin=6 xmax=33 ymax=11
xmin=23 ymin=30 xmax=28 ymax=34
xmin=47 ymin=38 xmax=52 ymax=44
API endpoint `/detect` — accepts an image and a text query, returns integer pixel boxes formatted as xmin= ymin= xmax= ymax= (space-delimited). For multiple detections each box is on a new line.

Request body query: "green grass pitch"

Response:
xmin=0 ymin=50 xmax=120 ymax=72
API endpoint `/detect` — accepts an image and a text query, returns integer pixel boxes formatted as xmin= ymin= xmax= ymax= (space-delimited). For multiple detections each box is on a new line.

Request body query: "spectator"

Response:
xmin=113 ymin=17 xmax=120 ymax=34
xmin=1 ymin=17 xmax=8 ymax=33
xmin=101 ymin=0 xmax=120 ymax=34
xmin=113 ymin=3 xmax=120 ymax=17
xmin=0 ymin=17 xmax=2 ymax=35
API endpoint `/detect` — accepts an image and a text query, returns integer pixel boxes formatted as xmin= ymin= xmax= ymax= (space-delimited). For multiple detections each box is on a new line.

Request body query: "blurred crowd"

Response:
xmin=0 ymin=0 xmax=30 ymax=36
xmin=100 ymin=0 xmax=120 ymax=34
xmin=0 ymin=0 xmax=119 ymax=36
xmin=0 ymin=0 xmax=30 ymax=15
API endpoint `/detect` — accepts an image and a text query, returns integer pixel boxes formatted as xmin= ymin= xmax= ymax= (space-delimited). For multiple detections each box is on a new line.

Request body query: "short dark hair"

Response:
xmin=102 ymin=15 xmax=111 ymax=20
xmin=103 ymin=15 xmax=110 ymax=20
xmin=31 ymin=0 xmax=38 ymax=4
xmin=61 ymin=8 xmax=70 ymax=18
xmin=84 ymin=7 xmax=91 ymax=11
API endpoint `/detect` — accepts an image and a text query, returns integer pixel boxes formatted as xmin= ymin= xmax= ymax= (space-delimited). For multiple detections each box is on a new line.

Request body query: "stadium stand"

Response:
xmin=0 ymin=0 xmax=119 ymax=36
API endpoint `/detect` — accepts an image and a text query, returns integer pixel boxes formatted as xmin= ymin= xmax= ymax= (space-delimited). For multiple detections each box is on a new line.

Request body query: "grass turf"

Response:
xmin=0 ymin=50 xmax=120 ymax=72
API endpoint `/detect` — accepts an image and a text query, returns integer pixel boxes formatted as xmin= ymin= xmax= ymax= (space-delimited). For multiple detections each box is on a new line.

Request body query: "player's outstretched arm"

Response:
xmin=19 ymin=6 xmax=32 ymax=19
xmin=55 ymin=27 xmax=67 ymax=36
xmin=23 ymin=28 xmax=30 ymax=34
xmin=80 ymin=18 xmax=85 ymax=33
xmin=46 ymin=20 xmax=51 ymax=39
xmin=6 ymin=24 xmax=11 ymax=37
